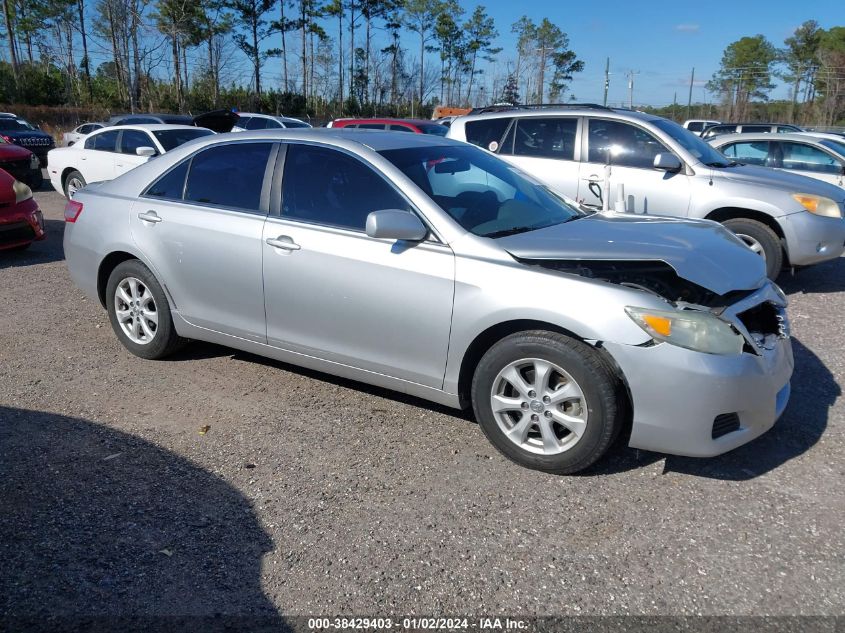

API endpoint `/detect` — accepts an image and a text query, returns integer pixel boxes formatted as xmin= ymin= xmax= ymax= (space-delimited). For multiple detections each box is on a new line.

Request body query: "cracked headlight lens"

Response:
xmin=625 ymin=306 xmax=744 ymax=355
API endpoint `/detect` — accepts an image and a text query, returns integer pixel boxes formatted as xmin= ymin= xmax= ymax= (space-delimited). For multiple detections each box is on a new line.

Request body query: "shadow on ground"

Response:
xmin=779 ymin=257 xmax=845 ymax=295
xmin=0 ymin=219 xmax=65 ymax=269
xmin=0 ymin=406 xmax=287 ymax=632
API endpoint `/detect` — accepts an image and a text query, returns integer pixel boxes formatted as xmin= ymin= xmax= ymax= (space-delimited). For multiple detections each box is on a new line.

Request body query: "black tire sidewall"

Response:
xmin=722 ymin=218 xmax=783 ymax=279
xmin=64 ymin=170 xmax=86 ymax=198
xmin=471 ymin=332 xmax=619 ymax=474
xmin=105 ymin=260 xmax=180 ymax=360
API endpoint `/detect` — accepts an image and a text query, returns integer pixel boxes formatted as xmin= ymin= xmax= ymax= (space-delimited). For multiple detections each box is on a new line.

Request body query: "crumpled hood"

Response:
xmin=711 ymin=163 xmax=845 ymax=201
xmin=498 ymin=213 xmax=767 ymax=295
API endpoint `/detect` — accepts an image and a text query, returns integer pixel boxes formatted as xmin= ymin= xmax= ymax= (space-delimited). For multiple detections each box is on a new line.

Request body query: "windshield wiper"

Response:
xmin=483 ymin=226 xmax=536 ymax=239
xmin=705 ymin=160 xmax=738 ymax=168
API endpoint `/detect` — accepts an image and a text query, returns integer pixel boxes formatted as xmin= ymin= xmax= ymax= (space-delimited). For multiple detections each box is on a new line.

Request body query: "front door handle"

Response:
xmin=138 ymin=211 xmax=162 ymax=223
xmin=266 ymin=236 xmax=301 ymax=251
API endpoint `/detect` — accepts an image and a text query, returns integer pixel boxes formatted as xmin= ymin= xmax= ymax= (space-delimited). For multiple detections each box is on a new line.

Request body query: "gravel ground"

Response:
xmin=1 ymin=189 xmax=843 ymax=623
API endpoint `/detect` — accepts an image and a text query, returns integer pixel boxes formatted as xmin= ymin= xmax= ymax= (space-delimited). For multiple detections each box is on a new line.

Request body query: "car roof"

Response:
xmin=95 ymin=124 xmax=207 ymax=132
xmin=236 ymin=112 xmax=306 ymax=122
xmin=710 ymin=132 xmax=845 ymax=149
xmin=334 ymin=118 xmax=437 ymax=126
xmin=455 ymin=106 xmax=660 ymax=123
xmin=198 ymin=127 xmax=463 ymax=152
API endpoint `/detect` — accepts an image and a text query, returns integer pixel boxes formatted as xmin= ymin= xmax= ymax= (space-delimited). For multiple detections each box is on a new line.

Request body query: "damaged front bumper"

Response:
xmin=602 ymin=283 xmax=794 ymax=457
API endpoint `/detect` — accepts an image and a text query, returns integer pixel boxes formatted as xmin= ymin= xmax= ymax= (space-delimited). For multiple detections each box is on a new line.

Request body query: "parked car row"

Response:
xmin=17 ymin=105 xmax=842 ymax=474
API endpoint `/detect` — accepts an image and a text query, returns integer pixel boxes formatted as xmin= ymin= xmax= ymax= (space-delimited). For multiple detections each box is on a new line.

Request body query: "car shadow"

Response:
xmin=580 ymin=337 xmax=837 ymax=480
xmin=0 ymin=406 xmax=288 ymax=631
xmin=0 ymin=219 xmax=66 ymax=269
xmin=778 ymin=257 xmax=845 ymax=295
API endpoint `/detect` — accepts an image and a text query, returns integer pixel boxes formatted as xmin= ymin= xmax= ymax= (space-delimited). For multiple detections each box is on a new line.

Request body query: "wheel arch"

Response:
xmin=705 ymin=207 xmax=786 ymax=239
xmin=457 ymin=319 xmax=591 ymax=409
xmin=705 ymin=207 xmax=788 ymax=265
xmin=60 ymin=166 xmax=80 ymax=189
xmin=96 ymin=251 xmax=143 ymax=308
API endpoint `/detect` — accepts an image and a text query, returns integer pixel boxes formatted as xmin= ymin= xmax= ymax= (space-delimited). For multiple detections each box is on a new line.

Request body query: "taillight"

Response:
xmin=64 ymin=199 xmax=83 ymax=223
xmin=1 ymin=135 xmax=11 ymax=143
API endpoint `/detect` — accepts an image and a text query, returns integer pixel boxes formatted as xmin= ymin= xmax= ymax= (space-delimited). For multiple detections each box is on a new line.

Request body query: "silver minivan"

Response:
xmin=447 ymin=106 xmax=845 ymax=278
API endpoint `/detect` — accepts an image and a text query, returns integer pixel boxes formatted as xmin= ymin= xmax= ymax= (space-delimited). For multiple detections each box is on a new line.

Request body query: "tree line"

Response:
xmin=0 ymin=0 xmax=583 ymax=117
xmin=707 ymin=21 xmax=845 ymax=126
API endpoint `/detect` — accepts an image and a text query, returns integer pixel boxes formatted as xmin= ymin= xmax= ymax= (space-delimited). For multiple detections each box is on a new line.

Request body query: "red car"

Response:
xmin=328 ymin=117 xmax=449 ymax=136
xmin=0 ymin=135 xmax=43 ymax=189
xmin=0 ymin=168 xmax=45 ymax=251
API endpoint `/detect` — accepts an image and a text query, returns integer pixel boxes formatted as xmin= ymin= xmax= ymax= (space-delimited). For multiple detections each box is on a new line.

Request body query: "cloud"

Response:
xmin=675 ymin=23 xmax=700 ymax=32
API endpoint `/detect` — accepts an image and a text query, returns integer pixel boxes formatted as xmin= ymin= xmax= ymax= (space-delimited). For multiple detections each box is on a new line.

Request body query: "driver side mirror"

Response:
xmin=366 ymin=209 xmax=428 ymax=241
xmin=653 ymin=153 xmax=682 ymax=173
xmin=136 ymin=146 xmax=157 ymax=157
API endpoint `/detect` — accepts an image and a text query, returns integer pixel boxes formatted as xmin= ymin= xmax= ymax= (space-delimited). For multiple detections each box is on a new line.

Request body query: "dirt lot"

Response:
xmin=1 ymin=189 xmax=844 ymax=624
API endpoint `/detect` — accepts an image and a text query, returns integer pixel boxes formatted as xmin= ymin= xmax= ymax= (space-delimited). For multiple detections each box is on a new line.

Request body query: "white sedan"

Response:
xmin=48 ymin=124 xmax=215 ymax=198
xmin=62 ymin=122 xmax=105 ymax=146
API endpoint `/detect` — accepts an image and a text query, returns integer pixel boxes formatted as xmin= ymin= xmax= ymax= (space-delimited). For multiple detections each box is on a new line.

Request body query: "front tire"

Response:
xmin=722 ymin=218 xmax=783 ymax=279
xmin=63 ymin=170 xmax=86 ymax=198
xmin=106 ymin=260 xmax=186 ymax=360
xmin=471 ymin=331 xmax=621 ymax=474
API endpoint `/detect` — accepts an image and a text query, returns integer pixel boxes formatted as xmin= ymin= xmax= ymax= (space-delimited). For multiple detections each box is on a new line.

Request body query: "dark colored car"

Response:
xmin=328 ymin=118 xmax=449 ymax=136
xmin=0 ymin=115 xmax=55 ymax=167
xmin=107 ymin=110 xmax=239 ymax=133
xmin=0 ymin=168 xmax=45 ymax=251
xmin=0 ymin=137 xmax=42 ymax=189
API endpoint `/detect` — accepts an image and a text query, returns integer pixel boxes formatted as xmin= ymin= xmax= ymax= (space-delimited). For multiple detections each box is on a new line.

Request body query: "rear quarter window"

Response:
xmin=464 ymin=118 xmax=513 ymax=152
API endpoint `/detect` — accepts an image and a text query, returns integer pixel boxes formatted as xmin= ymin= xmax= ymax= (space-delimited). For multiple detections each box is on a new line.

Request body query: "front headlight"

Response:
xmin=625 ymin=306 xmax=744 ymax=355
xmin=12 ymin=180 xmax=32 ymax=203
xmin=791 ymin=193 xmax=842 ymax=219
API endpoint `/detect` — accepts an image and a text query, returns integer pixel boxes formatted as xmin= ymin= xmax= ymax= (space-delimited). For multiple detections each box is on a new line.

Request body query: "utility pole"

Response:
xmin=686 ymin=67 xmax=695 ymax=119
xmin=672 ymin=91 xmax=677 ymax=121
xmin=603 ymin=57 xmax=610 ymax=106
xmin=627 ymin=69 xmax=639 ymax=109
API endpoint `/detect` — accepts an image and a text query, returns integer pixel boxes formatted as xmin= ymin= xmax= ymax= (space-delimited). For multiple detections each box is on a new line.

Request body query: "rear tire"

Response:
xmin=106 ymin=260 xmax=187 ymax=360
xmin=63 ymin=170 xmax=86 ymax=199
xmin=25 ymin=170 xmax=44 ymax=190
xmin=471 ymin=331 xmax=621 ymax=475
xmin=722 ymin=218 xmax=783 ymax=279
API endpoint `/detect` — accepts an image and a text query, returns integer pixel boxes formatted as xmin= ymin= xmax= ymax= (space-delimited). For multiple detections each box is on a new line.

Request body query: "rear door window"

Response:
xmin=780 ymin=142 xmax=841 ymax=174
xmin=504 ymin=117 xmax=577 ymax=160
xmin=85 ymin=130 xmax=119 ymax=151
xmin=183 ymin=142 xmax=274 ymax=212
xmin=686 ymin=122 xmax=704 ymax=132
xmin=390 ymin=124 xmax=415 ymax=132
xmin=357 ymin=123 xmax=386 ymax=130
xmin=464 ymin=118 xmax=513 ymax=152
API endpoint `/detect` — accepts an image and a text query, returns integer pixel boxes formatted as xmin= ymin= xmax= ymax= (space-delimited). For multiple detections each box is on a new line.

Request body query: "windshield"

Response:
xmin=0 ymin=118 xmax=35 ymax=132
xmin=820 ymin=139 xmax=845 ymax=157
xmin=379 ymin=144 xmax=583 ymax=237
xmin=282 ymin=120 xmax=311 ymax=128
xmin=651 ymin=118 xmax=733 ymax=167
xmin=153 ymin=128 xmax=215 ymax=151
xmin=419 ymin=124 xmax=449 ymax=137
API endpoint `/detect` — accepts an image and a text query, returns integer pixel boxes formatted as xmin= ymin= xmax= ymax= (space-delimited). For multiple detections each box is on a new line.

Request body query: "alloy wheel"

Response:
xmin=490 ymin=358 xmax=588 ymax=455
xmin=114 ymin=277 xmax=158 ymax=345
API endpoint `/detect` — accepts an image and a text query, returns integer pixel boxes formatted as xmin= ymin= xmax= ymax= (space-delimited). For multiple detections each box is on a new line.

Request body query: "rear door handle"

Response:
xmin=138 ymin=211 xmax=162 ymax=223
xmin=266 ymin=236 xmax=301 ymax=251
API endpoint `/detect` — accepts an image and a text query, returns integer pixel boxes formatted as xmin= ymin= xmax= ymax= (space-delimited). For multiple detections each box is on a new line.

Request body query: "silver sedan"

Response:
xmin=63 ymin=129 xmax=793 ymax=473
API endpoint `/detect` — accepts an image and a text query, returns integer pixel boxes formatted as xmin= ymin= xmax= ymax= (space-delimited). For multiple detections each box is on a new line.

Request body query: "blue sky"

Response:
xmin=476 ymin=0 xmax=842 ymax=106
